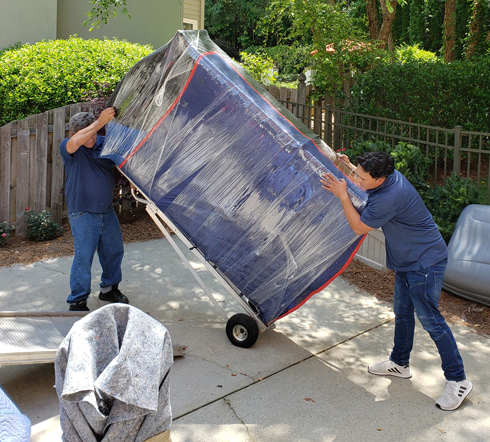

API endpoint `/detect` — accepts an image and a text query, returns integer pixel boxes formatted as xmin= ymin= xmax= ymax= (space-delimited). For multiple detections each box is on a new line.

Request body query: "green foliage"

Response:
xmin=206 ymin=0 xmax=272 ymax=51
xmin=24 ymin=209 xmax=64 ymax=242
xmin=260 ymin=0 xmax=381 ymax=94
xmin=409 ymin=0 xmax=426 ymax=45
xmin=0 ymin=221 xmax=10 ymax=246
xmin=0 ymin=37 xmax=153 ymax=126
xmin=245 ymin=44 xmax=312 ymax=79
xmin=239 ymin=51 xmax=277 ymax=84
xmin=424 ymin=174 xmax=481 ymax=243
xmin=0 ymin=42 xmax=22 ymax=57
xmin=348 ymin=56 xmax=490 ymax=132
xmin=394 ymin=44 xmax=438 ymax=63
xmin=84 ymin=0 xmax=131 ymax=30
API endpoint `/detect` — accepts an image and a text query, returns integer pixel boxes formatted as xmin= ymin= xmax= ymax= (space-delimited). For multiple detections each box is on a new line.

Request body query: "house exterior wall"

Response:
xmin=183 ymin=0 xmax=204 ymax=29
xmin=0 ymin=0 xmax=57 ymax=49
xmin=57 ymin=0 xmax=183 ymax=49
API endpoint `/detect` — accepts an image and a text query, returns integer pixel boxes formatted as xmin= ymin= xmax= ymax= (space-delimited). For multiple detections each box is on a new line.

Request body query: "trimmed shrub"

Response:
xmin=24 ymin=209 xmax=64 ymax=242
xmin=0 ymin=37 xmax=153 ymax=126
xmin=348 ymin=56 xmax=490 ymax=132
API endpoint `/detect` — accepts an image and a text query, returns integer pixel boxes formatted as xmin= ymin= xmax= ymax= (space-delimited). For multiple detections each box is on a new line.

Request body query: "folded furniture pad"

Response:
xmin=443 ymin=204 xmax=490 ymax=307
xmin=101 ymin=30 xmax=367 ymax=325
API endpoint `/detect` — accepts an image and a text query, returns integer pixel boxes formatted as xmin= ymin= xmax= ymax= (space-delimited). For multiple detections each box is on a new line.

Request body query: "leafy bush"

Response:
xmin=424 ymin=174 xmax=481 ymax=243
xmin=0 ymin=221 xmax=10 ymax=246
xmin=240 ymin=51 xmax=277 ymax=85
xmin=24 ymin=209 xmax=64 ymax=242
xmin=344 ymin=140 xmax=431 ymax=194
xmin=394 ymin=44 xmax=438 ymax=63
xmin=245 ymin=44 xmax=312 ymax=78
xmin=348 ymin=56 xmax=490 ymax=132
xmin=0 ymin=37 xmax=153 ymax=126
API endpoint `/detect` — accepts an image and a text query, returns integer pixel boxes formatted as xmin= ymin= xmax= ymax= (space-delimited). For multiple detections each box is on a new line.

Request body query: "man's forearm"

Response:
xmin=339 ymin=195 xmax=373 ymax=235
xmin=66 ymin=120 xmax=105 ymax=154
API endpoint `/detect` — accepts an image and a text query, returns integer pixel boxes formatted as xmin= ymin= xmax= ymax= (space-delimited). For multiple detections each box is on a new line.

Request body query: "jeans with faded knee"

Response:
xmin=390 ymin=259 xmax=466 ymax=381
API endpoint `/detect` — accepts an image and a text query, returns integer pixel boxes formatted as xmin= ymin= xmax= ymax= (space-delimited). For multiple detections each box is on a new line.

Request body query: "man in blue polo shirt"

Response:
xmin=60 ymin=107 xmax=129 ymax=311
xmin=321 ymin=151 xmax=472 ymax=411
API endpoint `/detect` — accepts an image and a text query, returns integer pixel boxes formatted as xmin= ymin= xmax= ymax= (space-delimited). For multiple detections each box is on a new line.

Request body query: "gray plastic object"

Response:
xmin=443 ymin=204 xmax=490 ymax=306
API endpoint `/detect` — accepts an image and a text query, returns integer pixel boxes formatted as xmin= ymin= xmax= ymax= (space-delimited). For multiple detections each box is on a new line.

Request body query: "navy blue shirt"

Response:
xmin=360 ymin=170 xmax=447 ymax=271
xmin=60 ymin=136 xmax=115 ymax=213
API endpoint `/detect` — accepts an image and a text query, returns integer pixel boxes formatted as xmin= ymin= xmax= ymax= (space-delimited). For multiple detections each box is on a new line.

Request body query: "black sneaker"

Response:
xmin=99 ymin=284 xmax=129 ymax=304
xmin=69 ymin=301 xmax=89 ymax=311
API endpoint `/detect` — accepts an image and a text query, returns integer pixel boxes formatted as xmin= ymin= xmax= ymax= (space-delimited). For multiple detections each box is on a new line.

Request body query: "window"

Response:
xmin=182 ymin=19 xmax=198 ymax=30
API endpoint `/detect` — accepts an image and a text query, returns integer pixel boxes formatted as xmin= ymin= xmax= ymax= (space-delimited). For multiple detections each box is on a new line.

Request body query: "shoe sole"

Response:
xmin=368 ymin=367 xmax=412 ymax=379
xmin=436 ymin=382 xmax=473 ymax=411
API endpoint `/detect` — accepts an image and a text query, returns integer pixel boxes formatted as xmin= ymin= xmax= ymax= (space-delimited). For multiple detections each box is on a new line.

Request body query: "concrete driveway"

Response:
xmin=0 ymin=237 xmax=488 ymax=441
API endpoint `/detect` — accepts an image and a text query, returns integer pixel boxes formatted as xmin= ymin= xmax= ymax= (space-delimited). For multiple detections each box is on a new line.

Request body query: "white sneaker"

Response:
xmin=436 ymin=379 xmax=473 ymax=411
xmin=368 ymin=359 xmax=412 ymax=378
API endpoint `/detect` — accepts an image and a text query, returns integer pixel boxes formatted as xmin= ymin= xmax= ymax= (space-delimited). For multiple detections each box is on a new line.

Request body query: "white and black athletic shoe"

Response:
xmin=368 ymin=359 xmax=412 ymax=378
xmin=436 ymin=379 xmax=473 ymax=411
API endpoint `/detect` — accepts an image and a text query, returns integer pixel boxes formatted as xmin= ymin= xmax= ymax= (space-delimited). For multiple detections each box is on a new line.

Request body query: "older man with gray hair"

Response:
xmin=59 ymin=107 xmax=129 ymax=311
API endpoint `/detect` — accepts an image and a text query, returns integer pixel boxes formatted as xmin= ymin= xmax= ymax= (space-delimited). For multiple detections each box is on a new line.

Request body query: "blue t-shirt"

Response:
xmin=360 ymin=170 xmax=447 ymax=271
xmin=60 ymin=136 xmax=115 ymax=213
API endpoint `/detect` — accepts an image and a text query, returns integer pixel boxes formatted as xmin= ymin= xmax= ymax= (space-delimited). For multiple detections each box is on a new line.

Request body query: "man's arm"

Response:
xmin=66 ymin=107 xmax=115 ymax=154
xmin=320 ymin=172 xmax=374 ymax=235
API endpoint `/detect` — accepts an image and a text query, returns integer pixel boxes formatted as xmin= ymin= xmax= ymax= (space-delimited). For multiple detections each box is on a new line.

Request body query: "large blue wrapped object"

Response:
xmin=101 ymin=30 xmax=367 ymax=325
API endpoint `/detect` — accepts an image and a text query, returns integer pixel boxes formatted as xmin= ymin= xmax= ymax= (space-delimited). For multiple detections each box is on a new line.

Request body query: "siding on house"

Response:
xmin=0 ymin=0 xmax=185 ymax=50
xmin=183 ymin=0 xmax=204 ymax=29
xmin=0 ymin=0 xmax=57 ymax=49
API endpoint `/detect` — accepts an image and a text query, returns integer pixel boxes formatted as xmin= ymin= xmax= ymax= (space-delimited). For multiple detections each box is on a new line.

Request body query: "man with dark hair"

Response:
xmin=60 ymin=107 xmax=129 ymax=311
xmin=321 ymin=151 xmax=472 ymax=411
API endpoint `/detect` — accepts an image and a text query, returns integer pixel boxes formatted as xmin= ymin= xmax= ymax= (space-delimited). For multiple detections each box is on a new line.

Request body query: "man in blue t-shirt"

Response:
xmin=60 ymin=108 xmax=129 ymax=311
xmin=321 ymin=151 xmax=472 ymax=411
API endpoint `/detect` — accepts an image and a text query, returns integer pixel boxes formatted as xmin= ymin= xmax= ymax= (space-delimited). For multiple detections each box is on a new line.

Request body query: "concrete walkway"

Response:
xmin=0 ymin=237 xmax=488 ymax=441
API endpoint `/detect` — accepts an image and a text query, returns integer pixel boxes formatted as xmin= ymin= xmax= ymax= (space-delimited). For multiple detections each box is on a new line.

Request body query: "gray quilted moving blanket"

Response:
xmin=0 ymin=387 xmax=31 ymax=442
xmin=55 ymin=304 xmax=172 ymax=442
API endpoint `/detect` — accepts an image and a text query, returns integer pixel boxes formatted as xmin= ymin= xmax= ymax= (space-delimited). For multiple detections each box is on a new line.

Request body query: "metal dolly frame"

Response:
xmin=131 ymin=186 xmax=269 ymax=347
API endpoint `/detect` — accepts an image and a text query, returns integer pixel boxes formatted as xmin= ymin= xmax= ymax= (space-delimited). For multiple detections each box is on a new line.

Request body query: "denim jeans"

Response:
xmin=67 ymin=208 xmax=124 ymax=304
xmin=390 ymin=259 xmax=466 ymax=381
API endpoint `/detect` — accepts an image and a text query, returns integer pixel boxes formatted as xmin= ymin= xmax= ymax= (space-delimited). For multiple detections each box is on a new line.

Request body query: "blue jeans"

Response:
xmin=67 ymin=209 xmax=124 ymax=304
xmin=390 ymin=259 xmax=466 ymax=381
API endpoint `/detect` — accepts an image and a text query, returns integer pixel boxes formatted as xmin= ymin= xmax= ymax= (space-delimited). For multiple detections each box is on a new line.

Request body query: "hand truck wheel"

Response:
xmin=226 ymin=313 xmax=259 ymax=348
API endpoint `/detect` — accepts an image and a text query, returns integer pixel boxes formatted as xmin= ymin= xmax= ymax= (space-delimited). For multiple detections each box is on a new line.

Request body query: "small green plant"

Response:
xmin=390 ymin=142 xmax=432 ymax=194
xmin=423 ymin=174 xmax=481 ymax=243
xmin=239 ymin=51 xmax=277 ymax=85
xmin=0 ymin=221 xmax=10 ymax=246
xmin=24 ymin=208 xmax=63 ymax=242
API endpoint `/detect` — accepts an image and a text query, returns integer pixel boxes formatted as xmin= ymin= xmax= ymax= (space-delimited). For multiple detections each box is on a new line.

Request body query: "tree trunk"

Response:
xmin=444 ymin=0 xmax=457 ymax=62
xmin=466 ymin=0 xmax=484 ymax=59
xmin=378 ymin=0 xmax=398 ymax=49
xmin=366 ymin=0 xmax=380 ymax=40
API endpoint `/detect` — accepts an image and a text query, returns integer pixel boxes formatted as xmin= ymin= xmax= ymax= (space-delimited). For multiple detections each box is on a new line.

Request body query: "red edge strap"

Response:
xmin=269 ymin=233 xmax=368 ymax=325
xmin=119 ymin=51 xmax=217 ymax=168
xmin=118 ymin=51 xmax=350 ymax=180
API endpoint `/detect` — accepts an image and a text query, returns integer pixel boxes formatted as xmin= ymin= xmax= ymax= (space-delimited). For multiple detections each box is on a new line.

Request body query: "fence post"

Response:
xmin=325 ymin=104 xmax=332 ymax=147
xmin=297 ymin=73 xmax=307 ymax=126
xmin=453 ymin=125 xmax=462 ymax=175
xmin=333 ymin=109 xmax=341 ymax=151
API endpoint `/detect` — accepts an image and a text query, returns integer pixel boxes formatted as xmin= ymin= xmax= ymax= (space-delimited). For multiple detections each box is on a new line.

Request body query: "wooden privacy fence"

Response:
xmin=0 ymin=103 xmax=98 ymax=235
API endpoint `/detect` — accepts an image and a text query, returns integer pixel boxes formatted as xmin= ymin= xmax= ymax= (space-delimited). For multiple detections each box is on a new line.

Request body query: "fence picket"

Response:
xmin=0 ymin=123 xmax=12 ymax=226
xmin=35 ymin=112 xmax=49 ymax=213
xmin=51 ymin=107 xmax=66 ymax=225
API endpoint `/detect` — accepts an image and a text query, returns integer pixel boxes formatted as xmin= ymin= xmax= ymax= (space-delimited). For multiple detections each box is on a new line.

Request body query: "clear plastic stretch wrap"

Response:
xmin=101 ymin=30 xmax=367 ymax=325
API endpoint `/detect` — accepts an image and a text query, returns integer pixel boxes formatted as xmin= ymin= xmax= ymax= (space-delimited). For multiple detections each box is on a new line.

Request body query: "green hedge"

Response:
xmin=348 ymin=57 xmax=490 ymax=132
xmin=0 ymin=37 xmax=153 ymax=126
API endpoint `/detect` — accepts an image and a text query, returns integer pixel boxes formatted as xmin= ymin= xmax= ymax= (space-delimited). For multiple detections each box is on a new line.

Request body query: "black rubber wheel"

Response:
xmin=226 ymin=313 xmax=259 ymax=348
